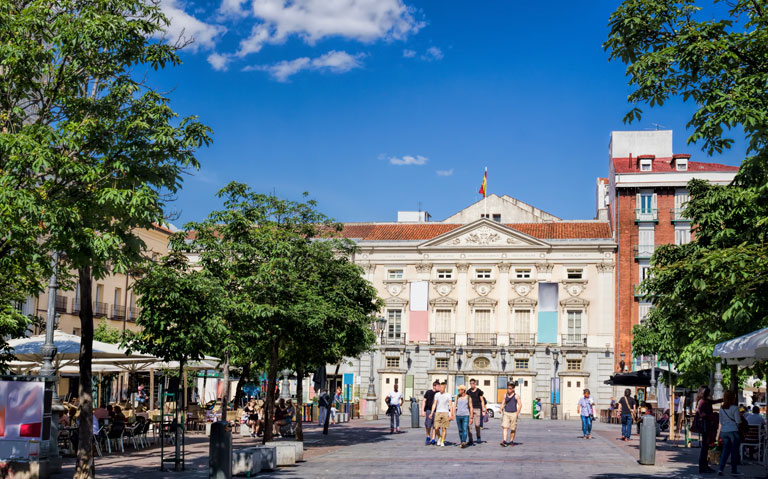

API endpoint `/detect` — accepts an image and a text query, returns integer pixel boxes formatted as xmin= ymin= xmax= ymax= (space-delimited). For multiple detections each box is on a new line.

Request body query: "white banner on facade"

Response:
xmin=409 ymin=281 xmax=429 ymax=311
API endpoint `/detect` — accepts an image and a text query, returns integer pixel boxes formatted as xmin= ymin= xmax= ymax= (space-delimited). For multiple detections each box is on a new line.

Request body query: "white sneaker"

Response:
xmin=440 ymin=441 xmax=445 ymax=447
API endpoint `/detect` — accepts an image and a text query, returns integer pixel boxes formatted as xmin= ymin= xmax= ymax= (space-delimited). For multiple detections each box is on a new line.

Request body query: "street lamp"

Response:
xmin=41 ymin=253 xmax=64 ymax=472
xmin=365 ymin=316 xmax=385 ymax=420
xmin=500 ymin=348 xmax=507 ymax=371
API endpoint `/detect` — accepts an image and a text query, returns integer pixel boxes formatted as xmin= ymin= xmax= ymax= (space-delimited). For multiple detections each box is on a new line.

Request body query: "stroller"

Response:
xmin=657 ymin=409 xmax=670 ymax=432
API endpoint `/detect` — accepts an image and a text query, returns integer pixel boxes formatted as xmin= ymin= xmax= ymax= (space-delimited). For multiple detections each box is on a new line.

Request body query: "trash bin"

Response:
xmin=551 ymin=404 xmax=558 ymax=420
xmin=210 ymin=421 xmax=233 ymax=479
xmin=410 ymin=397 xmax=420 ymax=428
xmin=639 ymin=415 xmax=656 ymax=465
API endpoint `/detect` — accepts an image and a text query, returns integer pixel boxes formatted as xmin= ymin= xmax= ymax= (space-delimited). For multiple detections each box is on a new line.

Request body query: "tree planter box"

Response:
xmin=232 ymin=448 xmax=262 ymax=476
xmin=264 ymin=441 xmax=298 ymax=466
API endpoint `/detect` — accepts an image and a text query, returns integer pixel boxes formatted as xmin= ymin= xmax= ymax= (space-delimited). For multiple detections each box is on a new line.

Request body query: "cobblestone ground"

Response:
xmin=58 ymin=417 xmax=767 ymax=478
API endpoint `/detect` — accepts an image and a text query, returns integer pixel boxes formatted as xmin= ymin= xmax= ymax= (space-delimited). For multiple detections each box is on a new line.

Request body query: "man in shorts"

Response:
xmin=421 ymin=380 xmax=440 ymax=445
xmin=430 ymin=382 xmax=453 ymax=447
xmin=500 ymin=382 xmax=521 ymax=447
xmin=466 ymin=378 xmax=486 ymax=445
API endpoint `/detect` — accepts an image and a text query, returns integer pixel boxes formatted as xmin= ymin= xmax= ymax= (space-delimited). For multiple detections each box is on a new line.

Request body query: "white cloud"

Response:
xmin=227 ymin=0 xmax=423 ymax=58
xmin=387 ymin=154 xmax=428 ymax=166
xmin=159 ymin=0 xmax=227 ymax=52
xmin=246 ymin=50 xmax=364 ymax=81
xmin=207 ymin=52 xmax=232 ymax=71
xmin=421 ymin=46 xmax=443 ymax=61
xmin=436 ymin=169 xmax=453 ymax=176
xmin=402 ymin=49 xmax=416 ymax=58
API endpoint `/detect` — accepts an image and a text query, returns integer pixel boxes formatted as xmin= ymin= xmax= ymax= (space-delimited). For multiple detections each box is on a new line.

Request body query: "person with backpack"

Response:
xmin=500 ymin=382 xmax=520 ymax=447
xmin=385 ymin=383 xmax=404 ymax=434
xmin=619 ymin=388 xmax=637 ymax=441
xmin=421 ymin=380 xmax=440 ymax=445
xmin=578 ymin=389 xmax=594 ymax=439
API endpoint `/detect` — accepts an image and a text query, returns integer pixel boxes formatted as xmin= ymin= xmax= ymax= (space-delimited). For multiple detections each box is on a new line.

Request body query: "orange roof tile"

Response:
xmin=340 ymin=222 xmax=611 ymax=241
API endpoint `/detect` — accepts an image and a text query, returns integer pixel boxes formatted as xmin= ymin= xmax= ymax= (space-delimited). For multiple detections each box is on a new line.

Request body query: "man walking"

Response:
xmin=421 ymin=380 xmax=440 ymax=445
xmin=385 ymin=383 xmax=404 ymax=434
xmin=466 ymin=378 xmax=486 ymax=445
xmin=500 ymin=382 xmax=520 ymax=447
xmin=430 ymin=382 xmax=453 ymax=447
xmin=318 ymin=388 xmax=331 ymax=426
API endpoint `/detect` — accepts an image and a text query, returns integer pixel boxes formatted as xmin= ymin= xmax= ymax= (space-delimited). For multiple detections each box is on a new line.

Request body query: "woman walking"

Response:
xmin=619 ymin=388 xmax=637 ymax=441
xmin=578 ymin=389 xmax=594 ymax=439
xmin=453 ymin=385 xmax=474 ymax=448
xmin=717 ymin=390 xmax=743 ymax=476
xmin=694 ymin=386 xmax=722 ymax=474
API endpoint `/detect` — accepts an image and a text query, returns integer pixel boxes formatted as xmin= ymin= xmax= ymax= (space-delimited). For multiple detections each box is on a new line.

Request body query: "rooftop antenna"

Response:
xmin=418 ymin=201 xmax=422 ymax=213
xmin=651 ymin=123 xmax=666 ymax=130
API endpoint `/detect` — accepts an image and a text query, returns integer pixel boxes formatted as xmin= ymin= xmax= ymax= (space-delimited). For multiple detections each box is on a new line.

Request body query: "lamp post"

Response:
xmin=551 ymin=348 xmax=560 ymax=420
xmin=500 ymin=348 xmax=507 ymax=371
xmin=41 ymin=253 xmax=64 ymax=473
xmin=365 ymin=316 xmax=386 ymax=420
xmin=649 ymin=355 xmax=657 ymax=398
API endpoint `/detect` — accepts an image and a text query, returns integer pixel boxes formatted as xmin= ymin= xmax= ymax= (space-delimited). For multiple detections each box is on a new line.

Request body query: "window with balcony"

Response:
xmin=567 ymin=310 xmax=582 ymax=336
xmin=474 ymin=309 xmax=491 ymax=334
xmin=639 ymin=303 xmax=652 ymax=323
xmin=435 ymin=309 xmax=451 ymax=333
xmin=475 ymin=268 xmax=492 ymax=279
xmin=513 ymin=309 xmax=531 ymax=335
xmin=566 ymin=269 xmax=583 ymax=280
xmin=566 ymin=359 xmax=582 ymax=371
xmin=515 ymin=359 xmax=529 ymax=369
xmin=675 ymin=228 xmax=691 ymax=245
xmin=388 ymin=269 xmax=404 ymax=280
xmin=386 ymin=357 xmax=400 ymax=368
xmin=436 ymin=358 xmax=449 ymax=369
xmin=515 ymin=268 xmax=532 ymax=279
xmin=387 ymin=309 xmax=402 ymax=338
xmin=436 ymin=269 xmax=453 ymax=279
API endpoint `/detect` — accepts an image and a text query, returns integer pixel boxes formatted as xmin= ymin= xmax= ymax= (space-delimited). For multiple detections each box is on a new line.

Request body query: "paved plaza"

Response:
xmin=58 ymin=417 xmax=767 ymax=478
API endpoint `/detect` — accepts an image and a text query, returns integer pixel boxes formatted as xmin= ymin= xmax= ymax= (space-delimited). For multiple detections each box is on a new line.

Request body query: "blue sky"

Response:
xmin=153 ymin=0 xmax=747 ymax=226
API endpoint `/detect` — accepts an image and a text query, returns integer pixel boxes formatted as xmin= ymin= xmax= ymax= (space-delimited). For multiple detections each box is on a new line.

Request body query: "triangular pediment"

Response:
xmin=420 ymin=219 xmax=549 ymax=248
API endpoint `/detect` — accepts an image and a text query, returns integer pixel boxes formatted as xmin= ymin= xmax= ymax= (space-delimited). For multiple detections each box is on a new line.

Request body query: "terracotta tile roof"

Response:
xmin=340 ymin=222 xmax=611 ymax=241
xmin=612 ymin=157 xmax=739 ymax=174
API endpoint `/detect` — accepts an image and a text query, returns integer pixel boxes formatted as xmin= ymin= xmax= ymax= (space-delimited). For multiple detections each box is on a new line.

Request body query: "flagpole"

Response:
xmin=484 ymin=167 xmax=488 ymax=218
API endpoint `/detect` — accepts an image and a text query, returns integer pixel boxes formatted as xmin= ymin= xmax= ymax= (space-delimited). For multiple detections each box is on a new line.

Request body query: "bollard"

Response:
xmin=209 ymin=421 xmax=232 ymax=479
xmin=639 ymin=415 xmax=656 ymax=465
xmin=410 ymin=397 xmax=420 ymax=428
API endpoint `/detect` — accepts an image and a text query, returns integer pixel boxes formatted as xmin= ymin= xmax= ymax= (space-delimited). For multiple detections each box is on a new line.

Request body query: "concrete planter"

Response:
xmin=250 ymin=446 xmax=277 ymax=471
xmin=264 ymin=441 xmax=298 ymax=466
xmin=232 ymin=448 xmax=262 ymax=476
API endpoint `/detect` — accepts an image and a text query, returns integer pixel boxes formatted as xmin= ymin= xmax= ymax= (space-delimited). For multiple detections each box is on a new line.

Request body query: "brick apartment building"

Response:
xmin=605 ymin=131 xmax=739 ymax=371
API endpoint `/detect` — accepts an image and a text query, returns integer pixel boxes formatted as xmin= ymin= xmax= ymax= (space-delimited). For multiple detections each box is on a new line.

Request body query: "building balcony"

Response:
xmin=112 ymin=304 xmax=126 ymax=320
xmin=561 ymin=334 xmax=587 ymax=347
xmin=55 ymin=296 xmax=68 ymax=313
xmin=430 ymin=333 xmax=455 ymax=346
xmin=129 ymin=306 xmax=141 ymax=321
xmin=634 ymin=245 xmax=654 ymax=259
xmin=380 ymin=333 xmax=406 ymax=346
xmin=509 ymin=333 xmax=536 ymax=347
xmin=467 ymin=333 xmax=497 ymax=346
xmin=634 ymin=208 xmax=658 ymax=223
xmin=633 ymin=283 xmax=646 ymax=298
xmin=670 ymin=208 xmax=689 ymax=223
xmin=93 ymin=302 xmax=109 ymax=318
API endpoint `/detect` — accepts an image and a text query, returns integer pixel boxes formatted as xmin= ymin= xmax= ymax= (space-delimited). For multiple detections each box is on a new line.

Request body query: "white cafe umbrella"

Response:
xmin=713 ymin=326 xmax=768 ymax=367
xmin=8 ymin=331 xmax=156 ymax=362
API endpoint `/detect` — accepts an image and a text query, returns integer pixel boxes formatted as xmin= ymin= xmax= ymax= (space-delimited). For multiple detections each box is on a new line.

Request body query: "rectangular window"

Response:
xmin=639 ymin=303 xmax=652 ymax=323
xmin=676 ymin=160 xmax=688 ymax=171
xmin=435 ymin=309 xmax=451 ymax=333
xmin=474 ymin=309 xmax=491 ymax=334
xmin=640 ymin=160 xmax=652 ymax=171
xmin=386 ymin=357 xmax=400 ymax=368
xmin=436 ymin=269 xmax=453 ymax=279
xmin=566 ymin=359 xmax=582 ymax=371
xmin=387 ymin=309 xmax=402 ymax=338
xmin=514 ymin=359 xmax=529 ymax=369
xmin=567 ymin=310 xmax=582 ymax=336
xmin=639 ymin=262 xmax=651 ymax=281
xmin=95 ymin=284 xmax=104 ymax=303
xmin=387 ymin=269 xmax=404 ymax=280
xmin=675 ymin=189 xmax=690 ymax=209
xmin=513 ymin=309 xmax=531 ymax=335
xmin=675 ymin=228 xmax=691 ymax=245
xmin=566 ymin=269 xmax=583 ymax=280
xmin=73 ymin=328 xmax=81 ymax=336
xmin=492 ymin=214 xmax=502 ymax=223
xmin=515 ymin=268 xmax=531 ymax=279
xmin=113 ymin=288 xmax=122 ymax=306
xmin=475 ymin=268 xmax=492 ymax=279
xmin=639 ymin=193 xmax=653 ymax=213
xmin=436 ymin=358 xmax=449 ymax=369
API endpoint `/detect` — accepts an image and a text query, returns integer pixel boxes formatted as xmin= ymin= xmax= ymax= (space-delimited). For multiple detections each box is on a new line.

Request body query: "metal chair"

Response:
xmin=107 ymin=422 xmax=126 ymax=453
xmin=741 ymin=424 xmax=765 ymax=463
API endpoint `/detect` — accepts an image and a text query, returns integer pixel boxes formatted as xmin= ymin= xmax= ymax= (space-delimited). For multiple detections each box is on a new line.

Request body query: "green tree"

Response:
xmin=606 ymin=0 xmax=768 ymax=386
xmin=127 ymin=250 xmax=225 ymax=471
xmin=93 ymin=319 xmax=122 ymax=344
xmin=0 ymin=1 xmax=211 ymax=476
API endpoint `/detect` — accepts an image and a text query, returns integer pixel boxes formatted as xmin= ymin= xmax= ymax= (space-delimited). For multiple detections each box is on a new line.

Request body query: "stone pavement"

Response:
xmin=57 ymin=417 xmax=768 ymax=478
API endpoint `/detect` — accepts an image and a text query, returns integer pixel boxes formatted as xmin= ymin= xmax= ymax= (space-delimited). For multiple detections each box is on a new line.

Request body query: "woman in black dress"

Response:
xmin=244 ymin=399 xmax=260 ymax=437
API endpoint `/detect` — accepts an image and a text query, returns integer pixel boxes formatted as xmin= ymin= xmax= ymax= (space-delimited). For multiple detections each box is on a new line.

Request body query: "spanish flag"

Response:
xmin=478 ymin=167 xmax=487 ymax=197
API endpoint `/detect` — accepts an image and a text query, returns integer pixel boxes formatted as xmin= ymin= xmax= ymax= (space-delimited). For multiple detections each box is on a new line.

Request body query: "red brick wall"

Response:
xmin=615 ymin=187 xmax=678 ymax=371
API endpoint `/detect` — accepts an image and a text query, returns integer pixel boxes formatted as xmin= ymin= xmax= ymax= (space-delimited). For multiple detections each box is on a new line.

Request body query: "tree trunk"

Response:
xmin=175 ymin=360 xmax=185 ymax=472
xmin=233 ymin=363 xmax=251 ymax=407
xmin=295 ymin=366 xmax=304 ymax=442
xmin=262 ymin=340 xmax=279 ymax=444
xmin=74 ymin=267 xmax=94 ymax=479
xmin=220 ymin=351 xmax=230 ymax=422
xmin=730 ymin=364 xmax=738 ymax=394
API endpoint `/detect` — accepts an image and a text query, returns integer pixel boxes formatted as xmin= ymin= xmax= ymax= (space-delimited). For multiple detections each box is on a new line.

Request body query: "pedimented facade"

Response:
xmin=334 ymin=196 xmax=617 ymax=419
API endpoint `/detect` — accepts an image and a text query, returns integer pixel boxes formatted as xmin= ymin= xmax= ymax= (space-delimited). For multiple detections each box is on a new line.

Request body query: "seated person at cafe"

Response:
xmin=94 ymin=404 xmax=110 ymax=420
xmin=112 ymin=405 xmax=126 ymax=425
xmin=107 ymin=404 xmax=115 ymax=419
xmin=747 ymin=405 xmax=766 ymax=427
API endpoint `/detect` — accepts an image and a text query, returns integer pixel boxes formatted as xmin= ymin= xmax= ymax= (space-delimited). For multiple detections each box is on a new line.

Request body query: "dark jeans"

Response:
xmin=621 ymin=414 xmax=633 ymax=439
xmin=718 ymin=431 xmax=740 ymax=473
xmin=698 ymin=422 xmax=716 ymax=472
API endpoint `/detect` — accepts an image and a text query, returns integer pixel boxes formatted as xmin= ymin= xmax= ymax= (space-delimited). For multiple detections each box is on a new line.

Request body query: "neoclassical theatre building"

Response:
xmin=336 ymin=194 xmax=616 ymax=419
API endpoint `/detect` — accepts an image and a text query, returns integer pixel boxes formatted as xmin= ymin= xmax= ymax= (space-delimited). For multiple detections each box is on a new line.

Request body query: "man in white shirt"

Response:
xmin=386 ymin=384 xmax=404 ymax=434
xmin=429 ymin=382 xmax=453 ymax=447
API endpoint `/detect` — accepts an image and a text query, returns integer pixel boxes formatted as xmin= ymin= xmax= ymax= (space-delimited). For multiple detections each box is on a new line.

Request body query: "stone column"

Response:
xmin=497 ymin=263 xmax=511 ymax=346
xmin=456 ymin=263 xmax=470 ymax=345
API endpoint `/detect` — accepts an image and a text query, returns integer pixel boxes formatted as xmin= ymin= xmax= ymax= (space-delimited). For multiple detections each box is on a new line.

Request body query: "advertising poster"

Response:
xmin=0 ymin=380 xmax=45 ymax=441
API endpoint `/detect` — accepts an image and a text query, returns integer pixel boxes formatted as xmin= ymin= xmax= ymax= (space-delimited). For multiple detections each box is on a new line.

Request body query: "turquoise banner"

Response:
xmin=537 ymin=311 xmax=558 ymax=343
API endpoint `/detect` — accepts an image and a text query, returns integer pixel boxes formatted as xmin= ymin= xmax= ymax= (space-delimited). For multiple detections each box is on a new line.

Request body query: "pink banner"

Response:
xmin=409 ymin=310 xmax=429 ymax=342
